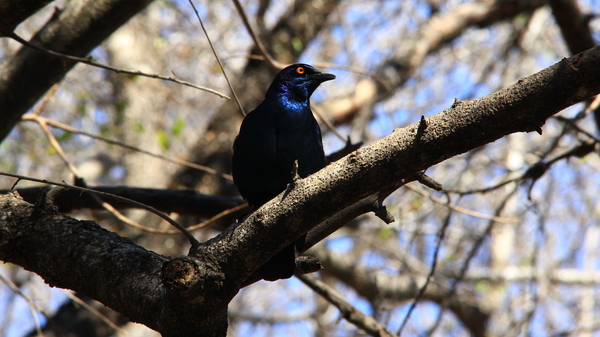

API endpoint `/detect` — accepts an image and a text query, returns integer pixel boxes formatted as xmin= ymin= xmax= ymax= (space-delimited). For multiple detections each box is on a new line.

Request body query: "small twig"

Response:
xmin=33 ymin=116 xmax=80 ymax=175
xmin=240 ymin=55 xmax=393 ymax=93
xmin=24 ymin=113 xmax=193 ymax=235
xmin=298 ymin=274 xmax=397 ymax=337
xmin=406 ymin=183 xmax=517 ymax=224
xmin=416 ymin=171 xmax=443 ymax=191
xmin=33 ymin=82 xmax=61 ymax=116
xmin=62 ymin=291 xmax=121 ymax=331
xmin=426 ymin=185 xmax=517 ymax=337
xmin=445 ymin=139 xmax=597 ymax=197
xmin=312 ymin=105 xmax=347 ymax=142
xmin=0 ymin=172 xmax=200 ymax=247
xmin=114 ymin=203 xmax=247 ymax=235
xmin=0 ymin=273 xmax=50 ymax=336
xmin=10 ymin=178 xmax=22 ymax=190
xmin=9 ymin=33 xmax=230 ymax=99
xmin=231 ymin=0 xmax=286 ymax=71
xmin=415 ymin=115 xmax=428 ymax=141
xmin=313 ymin=62 xmax=393 ymax=93
xmin=189 ymin=0 xmax=245 ymax=115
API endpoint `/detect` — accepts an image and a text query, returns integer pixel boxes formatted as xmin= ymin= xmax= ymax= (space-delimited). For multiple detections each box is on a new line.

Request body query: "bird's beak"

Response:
xmin=312 ymin=72 xmax=336 ymax=83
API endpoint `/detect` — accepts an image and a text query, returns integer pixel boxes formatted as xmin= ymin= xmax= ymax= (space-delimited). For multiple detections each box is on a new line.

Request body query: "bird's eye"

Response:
xmin=296 ymin=66 xmax=305 ymax=75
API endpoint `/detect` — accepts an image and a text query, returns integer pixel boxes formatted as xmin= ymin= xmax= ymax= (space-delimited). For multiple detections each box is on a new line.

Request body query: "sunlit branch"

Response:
xmin=189 ymin=0 xmax=245 ymax=115
xmin=9 ymin=33 xmax=230 ymax=99
xmin=406 ymin=183 xmax=518 ymax=224
xmin=231 ymin=0 xmax=286 ymax=71
xmin=21 ymin=114 xmax=233 ymax=181
xmin=298 ymin=274 xmax=398 ymax=337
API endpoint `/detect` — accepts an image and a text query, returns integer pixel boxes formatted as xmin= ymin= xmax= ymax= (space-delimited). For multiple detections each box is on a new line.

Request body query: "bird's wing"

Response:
xmin=232 ymin=109 xmax=279 ymax=206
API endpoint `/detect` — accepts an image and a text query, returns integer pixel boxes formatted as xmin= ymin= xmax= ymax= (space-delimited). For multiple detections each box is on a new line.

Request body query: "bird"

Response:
xmin=232 ymin=63 xmax=335 ymax=281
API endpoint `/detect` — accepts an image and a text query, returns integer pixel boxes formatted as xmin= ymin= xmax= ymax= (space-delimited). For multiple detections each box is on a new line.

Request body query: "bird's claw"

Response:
xmin=281 ymin=160 xmax=300 ymax=202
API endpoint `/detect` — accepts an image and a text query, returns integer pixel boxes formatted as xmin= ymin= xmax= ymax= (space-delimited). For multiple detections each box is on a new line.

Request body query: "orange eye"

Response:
xmin=296 ymin=66 xmax=305 ymax=75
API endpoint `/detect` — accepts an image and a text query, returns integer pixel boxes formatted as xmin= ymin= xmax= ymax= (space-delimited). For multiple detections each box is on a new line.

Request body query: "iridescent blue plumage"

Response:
xmin=232 ymin=64 xmax=335 ymax=281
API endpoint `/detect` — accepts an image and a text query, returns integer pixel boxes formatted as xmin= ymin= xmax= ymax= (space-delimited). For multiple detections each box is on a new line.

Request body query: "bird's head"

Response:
xmin=266 ymin=64 xmax=335 ymax=102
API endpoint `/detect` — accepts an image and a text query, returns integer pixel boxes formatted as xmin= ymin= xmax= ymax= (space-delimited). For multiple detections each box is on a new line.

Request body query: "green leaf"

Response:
xmin=171 ymin=117 xmax=185 ymax=136
xmin=291 ymin=37 xmax=303 ymax=52
xmin=55 ymin=131 xmax=72 ymax=142
xmin=378 ymin=226 xmax=395 ymax=241
xmin=157 ymin=129 xmax=169 ymax=150
xmin=135 ymin=122 xmax=145 ymax=133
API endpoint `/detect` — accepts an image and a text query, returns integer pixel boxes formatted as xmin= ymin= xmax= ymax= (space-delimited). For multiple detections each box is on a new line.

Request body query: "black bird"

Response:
xmin=232 ymin=63 xmax=335 ymax=281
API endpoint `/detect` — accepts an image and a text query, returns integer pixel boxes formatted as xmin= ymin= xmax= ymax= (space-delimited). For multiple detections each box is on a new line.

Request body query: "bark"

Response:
xmin=1 ymin=46 xmax=599 ymax=336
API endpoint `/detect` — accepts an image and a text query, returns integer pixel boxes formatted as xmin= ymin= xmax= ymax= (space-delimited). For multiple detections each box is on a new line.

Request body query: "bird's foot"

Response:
xmin=281 ymin=160 xmax=301 ymax=202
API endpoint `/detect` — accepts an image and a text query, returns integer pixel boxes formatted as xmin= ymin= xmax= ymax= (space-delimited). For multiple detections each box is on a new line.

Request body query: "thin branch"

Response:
xmin=313 ymin=62 xmax=393 ymax=93
xmin=426 ymin=186 xmax=518 ymax=337
xmin=61 ymin=290 xmax=121 ymax=332
xmin=33 ymin=82 xmax=61 ymax=116
xmin=23 ymin=113 xmax=195 ymax=235
xmin=185 ymin=203 xmax=247 ymax=231
xmin=8 ymin=33 xmax=230 ymax=99
xmin=32 ymin=115 xmax=80 ymax=175
xmin=231 ymin=0 xmax=286 ymax=71
xmin=189 ymin=0 xmax=245 ymax=115
xmin=21 ymin=114 xmax=233 ymax=181
xmin=443 ymin=138 xmax=598 ymax=196
xmin=0 ymin=172 xmax=200 ymax=247
xmin=238 ymin=54 xmax=393 ymax=93
xmin=406 ymin=183 xmax=518 ymax=224
xmin=108 ymin=203 xmax=247 ymax=235
xmin=312 ymin=105 xmax=347 ymax=142
xmin=298 ymin=274 xmax=397 ymax=337
xmin=0 ymin=273 xmax=50 ymax=336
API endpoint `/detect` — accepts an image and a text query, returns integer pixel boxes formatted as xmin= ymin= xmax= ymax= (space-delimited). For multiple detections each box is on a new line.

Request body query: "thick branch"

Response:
xmin=6 ymin=186 xmax=244 ymax=217
xmin=0 ymin=192 xmax=168 ymax=332
xmin=191 ymin=46 xmax=600 ymax=285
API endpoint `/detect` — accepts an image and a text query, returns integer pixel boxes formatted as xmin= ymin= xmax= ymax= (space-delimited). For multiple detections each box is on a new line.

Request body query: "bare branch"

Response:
xmin=298 ymin=274 xmax=397 ymax=337
xmin=188 ymin=0 xmax=244 ymax=114
xmin=9 ymin=32 xmax=230 ymax=99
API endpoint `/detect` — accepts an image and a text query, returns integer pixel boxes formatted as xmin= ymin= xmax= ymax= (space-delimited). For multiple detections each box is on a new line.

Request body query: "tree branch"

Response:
xmin=1 ymin=47 xmax=600 ymax=336
xmin=5 ymin=185 xmax=244 ymax=217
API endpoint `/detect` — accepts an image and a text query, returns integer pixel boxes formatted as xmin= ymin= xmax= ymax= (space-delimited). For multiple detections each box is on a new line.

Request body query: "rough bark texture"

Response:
xmin=0 ymin=192 xmax=167 ymax=331
xmin=2 ymin=46 xmax=599 ymax=336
